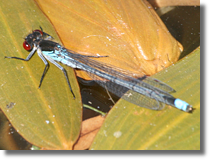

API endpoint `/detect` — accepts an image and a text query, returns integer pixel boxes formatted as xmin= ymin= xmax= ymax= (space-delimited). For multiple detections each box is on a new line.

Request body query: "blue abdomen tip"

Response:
xmin=174 ymin=99 xmax=190 ymax=111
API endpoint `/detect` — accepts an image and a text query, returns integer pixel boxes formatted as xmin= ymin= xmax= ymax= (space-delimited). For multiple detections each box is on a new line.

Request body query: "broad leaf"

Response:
xmin=0 ymin=0 xmax=82 ymax=150
xmin=90 ymin=48 xmax=200 ymax=150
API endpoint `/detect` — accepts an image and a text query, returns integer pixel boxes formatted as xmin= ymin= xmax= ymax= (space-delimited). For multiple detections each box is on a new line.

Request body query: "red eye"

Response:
xmin=34 ymin=29 xmax=43 ymax=35
xmin=23 ymin=41 xmax=31 ymax=51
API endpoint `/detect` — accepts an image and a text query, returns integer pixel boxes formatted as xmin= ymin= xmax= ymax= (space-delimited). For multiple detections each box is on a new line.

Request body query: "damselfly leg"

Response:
xmin=37 ymin=48 xmax=76 ymax=98
xmin=5 ymin=45 xmax=37 ymax=61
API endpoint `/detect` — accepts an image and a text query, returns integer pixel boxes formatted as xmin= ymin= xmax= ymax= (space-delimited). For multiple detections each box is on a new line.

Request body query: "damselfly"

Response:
xmin=5 ymin=28 xmax=193 ymax=112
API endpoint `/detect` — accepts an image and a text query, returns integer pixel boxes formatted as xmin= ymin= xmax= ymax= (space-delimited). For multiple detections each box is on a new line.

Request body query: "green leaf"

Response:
xmin=90 ymin=47 xmax=200 ymax=150
xmin=0 ymin=0 xmax=82 ymax=150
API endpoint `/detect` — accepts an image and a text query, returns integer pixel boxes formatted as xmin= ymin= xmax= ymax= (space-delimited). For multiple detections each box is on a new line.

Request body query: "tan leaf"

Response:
xmin=74 ymin=115 xmax=105 ymax=150
xmin=35 ymin=0 xmax=183 ymax=80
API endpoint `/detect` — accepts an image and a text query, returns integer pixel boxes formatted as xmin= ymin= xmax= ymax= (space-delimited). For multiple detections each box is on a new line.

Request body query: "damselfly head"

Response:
xmin=23 ymin=29 xmax=43 ymax=51
xmin=23 ymin=28 xmax=53 ymax=51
